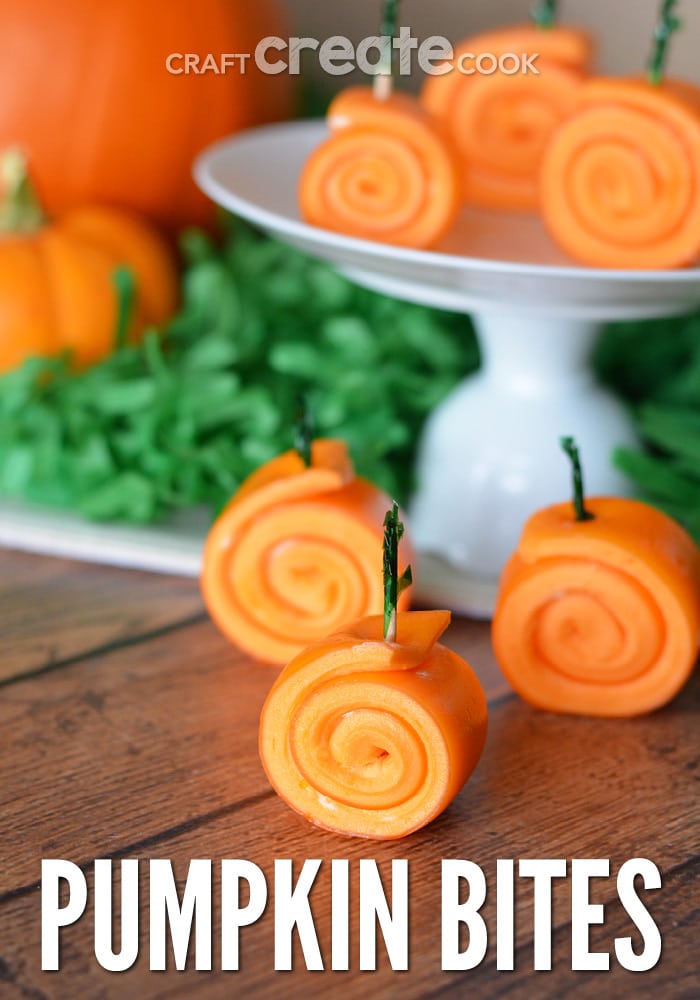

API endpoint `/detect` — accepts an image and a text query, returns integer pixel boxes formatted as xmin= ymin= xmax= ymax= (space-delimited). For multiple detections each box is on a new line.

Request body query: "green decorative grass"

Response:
xmin=594 ymin=311 xmax=700 ymax=544
xmin=1 ymin=218 xmax=699 ymax=546
xmin=0 ymin=220 xmax=477 ymax=522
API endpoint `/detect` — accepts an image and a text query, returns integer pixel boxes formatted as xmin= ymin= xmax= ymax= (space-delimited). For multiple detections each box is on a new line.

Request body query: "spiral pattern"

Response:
xmin=421 ymin=26 xmax=591 ymax=211
xmin=492 ymin=498 xmax=700 ymax=716
xmin=299 ymin=87 xmax=460 ymax=249
xmin=540 ymin=79 xmax=700 ymax=268
xmin=201 ymin=443 xmax=411 ymax=665
xmin=259 ymin=611 xmax=488 ymax=839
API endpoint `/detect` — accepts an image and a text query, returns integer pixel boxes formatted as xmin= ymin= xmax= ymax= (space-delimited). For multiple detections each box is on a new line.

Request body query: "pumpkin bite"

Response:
xmin=492 ymin=439 xmax=700 ymax=716
xmin=259 ymin=504 xmax=488 ymax=839
xmin=201 ymin=439 xmax=413 ymax=666
xmin=299 ymin=87 xmax=461 ymax=250
xmin=421 ymin=15 xmax=593 ymax=212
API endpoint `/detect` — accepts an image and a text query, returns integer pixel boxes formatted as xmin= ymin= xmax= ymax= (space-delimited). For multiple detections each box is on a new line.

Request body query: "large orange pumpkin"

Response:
xmin=0 ymin=0 xmax=293 ymax=230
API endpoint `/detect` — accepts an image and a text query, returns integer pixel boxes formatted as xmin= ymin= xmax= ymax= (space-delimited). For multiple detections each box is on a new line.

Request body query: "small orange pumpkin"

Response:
xmin=0 ymin=151 xmax=179 ymax=374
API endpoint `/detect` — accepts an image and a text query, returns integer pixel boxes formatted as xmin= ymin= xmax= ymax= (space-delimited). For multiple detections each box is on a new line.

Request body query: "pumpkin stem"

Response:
xmin=383 ymin=500 xmax=412 ymax=642
xmin=531 ymin=0 xmax=558 ymax=30
xmin=374 ymin=0 xmax=401 ymax=100
xmin=560 ymin=436 xmax=595 ymax=522
xmin=0 ymin=149 xmax=46 ymax=233
xmin=647 ymin=0 xmax=681 ymax=86
xmin=293 ymin=394 xmax=314 ymax=467
xmin=113 ymin=267 xmax=137 ymax=350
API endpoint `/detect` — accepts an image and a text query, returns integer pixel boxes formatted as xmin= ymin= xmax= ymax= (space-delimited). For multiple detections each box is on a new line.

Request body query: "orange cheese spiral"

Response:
xmin=540 ymin=78 xmax=700 ymax=268
xmin=201 ymin=440 xmax=412 ymax=665
xmin=422 ymin=25 xmax=592 ymax=211
xmin=299 ymin=87 xmax=461 ymax=248
xmin=492 ymin=498 xmax=700 ymax=716
xmin=259 ymin=611 xmax=488 ymax=839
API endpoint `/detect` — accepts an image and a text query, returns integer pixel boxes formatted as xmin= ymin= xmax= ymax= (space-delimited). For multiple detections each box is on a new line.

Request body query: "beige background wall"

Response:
xmin=284 ymin=0 xmax=700 ymax=91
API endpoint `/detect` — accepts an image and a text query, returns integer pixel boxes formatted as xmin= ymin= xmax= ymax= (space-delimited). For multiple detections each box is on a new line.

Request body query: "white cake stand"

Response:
xmin=195 ymin=121 xmax=700 ymax=617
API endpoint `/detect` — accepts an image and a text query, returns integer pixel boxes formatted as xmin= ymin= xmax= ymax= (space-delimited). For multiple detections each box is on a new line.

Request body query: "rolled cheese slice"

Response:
xmin=422 ymin=24 xmax=593 ymax=211
xmin=492 ymin=497 xmax=700 ymax=716
xmin=300 ymin=86 xmax=461 ymax=248
xmin=201 ymin=439 xmax=411 ymax=665
xmin=259 ymin=610 xmax=488 ymax=839
xmin=540 ymin=78 xmax=700 ymax=268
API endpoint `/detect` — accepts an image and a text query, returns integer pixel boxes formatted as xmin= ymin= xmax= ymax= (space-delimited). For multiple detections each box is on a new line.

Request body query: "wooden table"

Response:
xmin=1 ymin=548 xmax=697 ymax=998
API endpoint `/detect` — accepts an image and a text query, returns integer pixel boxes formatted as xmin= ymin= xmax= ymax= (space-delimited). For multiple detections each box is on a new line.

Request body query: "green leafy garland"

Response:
xmin=594 ymin=312 xmax=700 ymax=544
xmin=1 ymin=218 xmax=699 ymax=546
xmin=0 ymin=220 xmax=477 ymax=522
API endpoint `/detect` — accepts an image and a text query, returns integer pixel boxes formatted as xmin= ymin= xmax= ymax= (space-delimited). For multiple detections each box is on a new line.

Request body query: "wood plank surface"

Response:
xmin=0 ymin=550 xmax=204 ymax=683
xmin=0 ymin=549 xmax=697 ymax=999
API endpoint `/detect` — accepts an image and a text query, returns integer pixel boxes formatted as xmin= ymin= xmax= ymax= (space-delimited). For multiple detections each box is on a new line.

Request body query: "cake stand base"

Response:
xmin=408 ymin=310 xmax=637 ymax=613
xmin=415 ymin=553 xmax=499 ymax=620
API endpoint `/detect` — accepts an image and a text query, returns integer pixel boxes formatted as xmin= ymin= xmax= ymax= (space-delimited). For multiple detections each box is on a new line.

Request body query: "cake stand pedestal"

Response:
xmin=195 ymin=121 xmax=700 ymax=616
